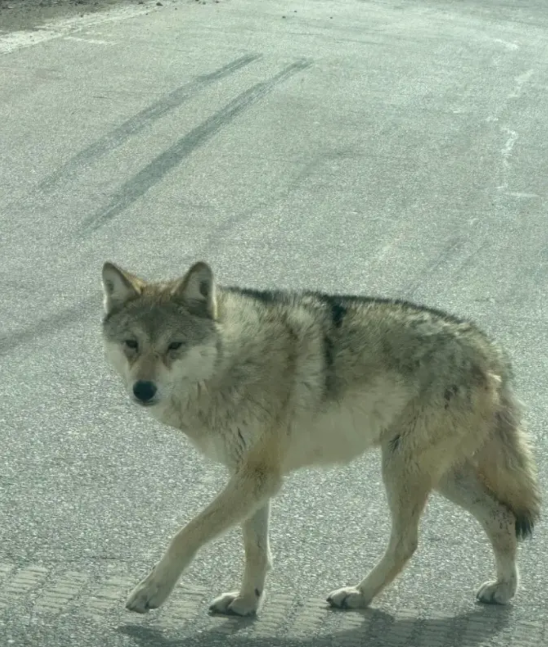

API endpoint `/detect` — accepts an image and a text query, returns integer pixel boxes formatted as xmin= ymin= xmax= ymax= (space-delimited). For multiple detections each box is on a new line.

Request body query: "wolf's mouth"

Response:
xmin=132 ymin=398 xmax=158 ymax=408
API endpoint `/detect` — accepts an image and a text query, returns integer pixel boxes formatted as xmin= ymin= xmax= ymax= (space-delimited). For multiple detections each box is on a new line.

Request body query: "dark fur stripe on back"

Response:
xmin=224 ymin=286 xmax=474 ymax=330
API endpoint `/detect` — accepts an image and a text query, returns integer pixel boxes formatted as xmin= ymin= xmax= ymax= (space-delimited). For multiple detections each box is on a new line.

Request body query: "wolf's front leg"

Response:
xmin=209 ymin=502 xmax=272 ymax=616
xmin=125 ymin=465 xmax=280 ymax=614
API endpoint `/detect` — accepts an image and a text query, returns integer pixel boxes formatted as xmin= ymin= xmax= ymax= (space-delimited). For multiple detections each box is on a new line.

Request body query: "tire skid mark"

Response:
xmin=39 ymin=54 xmax=262 ymax=192
xmin=81 ymin=59 xmax=313 ymax=233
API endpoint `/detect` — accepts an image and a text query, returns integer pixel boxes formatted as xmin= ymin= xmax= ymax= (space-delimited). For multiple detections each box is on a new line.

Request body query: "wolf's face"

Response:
xmin=101 ymin=261 xmax=219 ymax=407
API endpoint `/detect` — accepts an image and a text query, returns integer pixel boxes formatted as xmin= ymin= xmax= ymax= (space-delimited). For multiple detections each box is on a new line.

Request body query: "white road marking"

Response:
xmin=64 ymin=36 xmax=112 ymax=45
xmin=0 ymin=4 xmax=155 ymax=55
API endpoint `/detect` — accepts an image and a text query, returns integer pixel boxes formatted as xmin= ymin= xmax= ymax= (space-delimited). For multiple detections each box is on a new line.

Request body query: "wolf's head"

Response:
xmin=101 ymin=261 xmax=219 ymax=407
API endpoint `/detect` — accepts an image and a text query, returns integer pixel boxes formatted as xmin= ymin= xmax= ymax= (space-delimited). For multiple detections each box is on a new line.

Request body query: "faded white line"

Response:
xmin=486 ymin=68 xmax=534 ymax=123
xmin=501 ymin=126 xmax=518 ymax=170
xmin=0 ymin=4 xmax=156 ymax=55
xmin=490 ymin=69 xmax=534 ymax=193
xmin=491 ymin=37 xmax=519 ymax=51
xmin=496 ymin=126 xmax=518 ymax=191
xmin=505 ymin=191 xmax=539 ymax=199
xmin=64 ymin=36 xmax=112 ymax=45
xmin=508 ymin=68 xmax=534 ymax=99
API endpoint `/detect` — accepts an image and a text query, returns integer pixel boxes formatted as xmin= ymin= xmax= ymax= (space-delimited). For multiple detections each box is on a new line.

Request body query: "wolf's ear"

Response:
xmin=175 ymin=262 xmax=217 ymax=319
xmin=102 ymin=262 xmax=143 ymax=314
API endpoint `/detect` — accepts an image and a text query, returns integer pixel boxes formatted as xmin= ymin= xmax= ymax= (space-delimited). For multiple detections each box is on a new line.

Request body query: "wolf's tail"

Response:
xmin=474 ymin=389 xmax=541 ymax=540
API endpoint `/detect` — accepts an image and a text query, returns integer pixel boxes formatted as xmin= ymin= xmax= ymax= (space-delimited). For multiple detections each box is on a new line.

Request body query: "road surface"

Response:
xmin=1 ymin=1 xmax=547 ymax=645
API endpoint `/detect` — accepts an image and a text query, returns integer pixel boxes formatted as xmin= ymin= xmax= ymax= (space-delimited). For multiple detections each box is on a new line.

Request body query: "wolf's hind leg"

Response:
xmin=328 ymin=442 xmax=432 ymax=609
xmin=437 ymin=462 xmax=518 ymax=604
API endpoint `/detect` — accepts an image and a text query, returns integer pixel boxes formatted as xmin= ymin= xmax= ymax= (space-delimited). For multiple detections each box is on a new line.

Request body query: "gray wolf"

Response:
xmin=101 ymin=260 xmax=541 ymax=617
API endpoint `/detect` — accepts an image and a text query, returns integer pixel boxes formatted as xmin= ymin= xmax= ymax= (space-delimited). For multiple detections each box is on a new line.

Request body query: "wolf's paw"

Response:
xmin=476 ymin=580 xmax=516 ymax=605
xmin=125 ymin=567 xmax=177 ymax=614
xmin=327 ymin=586 xmax=371 ymax=609
xmin=209 ymin=590 xmax=262 ymax=617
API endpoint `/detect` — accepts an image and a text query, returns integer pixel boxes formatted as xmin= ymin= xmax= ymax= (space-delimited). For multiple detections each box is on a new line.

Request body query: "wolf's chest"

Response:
xmin=149 ymin=401 xmax=243 ymax=467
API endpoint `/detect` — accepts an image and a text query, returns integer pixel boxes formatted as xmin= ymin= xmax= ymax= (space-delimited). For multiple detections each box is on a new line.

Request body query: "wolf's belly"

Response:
xmin=282 ymin=384 xmax=409 ymax=473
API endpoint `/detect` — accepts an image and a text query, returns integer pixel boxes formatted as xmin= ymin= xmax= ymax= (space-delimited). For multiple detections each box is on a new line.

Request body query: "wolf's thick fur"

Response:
xmin=101 ymin=261 xmax=541 ymax=616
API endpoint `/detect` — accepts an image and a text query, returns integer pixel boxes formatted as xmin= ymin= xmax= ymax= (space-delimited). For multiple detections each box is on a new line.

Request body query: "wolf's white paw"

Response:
xmin=125 ymin=567 xmax=177 ymax=614
xmin=476 ymin=580 xmax=516 ymax=605
xmin=209 ymin=590 xmax=262 ymax=616
xmin=327 ymin=586 xmax=371 ymax=609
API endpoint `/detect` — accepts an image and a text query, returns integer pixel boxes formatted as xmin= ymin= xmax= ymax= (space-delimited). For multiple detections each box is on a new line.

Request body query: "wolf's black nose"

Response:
xmin=133 ymin=381 xmax=157 ymax=402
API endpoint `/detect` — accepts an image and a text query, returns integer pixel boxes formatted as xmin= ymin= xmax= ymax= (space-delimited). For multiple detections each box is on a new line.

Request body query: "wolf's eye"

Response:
xmin=168 ymin=341 xmax=183 ymax=351
xmin=124 ymin=339 xmax=139 ymax=350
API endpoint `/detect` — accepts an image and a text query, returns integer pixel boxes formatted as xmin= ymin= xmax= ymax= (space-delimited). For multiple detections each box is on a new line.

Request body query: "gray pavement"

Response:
xmin=1 ymin=0 xmax=548 ymax=645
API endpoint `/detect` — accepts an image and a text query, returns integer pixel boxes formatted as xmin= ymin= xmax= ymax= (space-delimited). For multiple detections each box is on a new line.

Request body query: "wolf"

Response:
xmin=101 ymin=260 xmax=541 ymax=617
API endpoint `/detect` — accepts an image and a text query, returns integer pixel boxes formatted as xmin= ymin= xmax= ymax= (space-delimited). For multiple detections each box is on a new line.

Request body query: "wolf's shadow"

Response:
xmin=118 ymin=604 xmax=513 ymax=646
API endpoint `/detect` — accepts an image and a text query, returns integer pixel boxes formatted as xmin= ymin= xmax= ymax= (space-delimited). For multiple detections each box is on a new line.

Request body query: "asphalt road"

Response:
xmin=1 ymin=1 xmax=548 ymax=645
